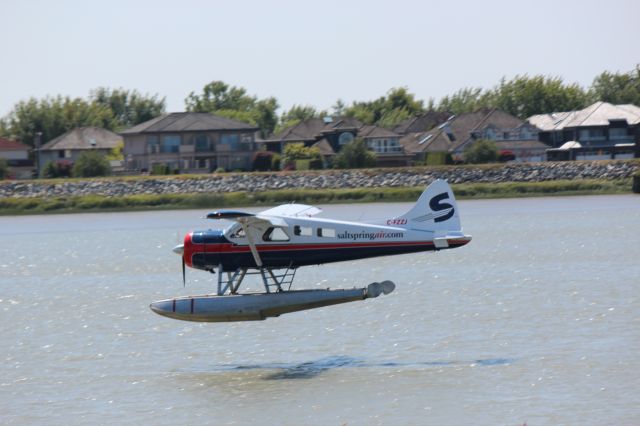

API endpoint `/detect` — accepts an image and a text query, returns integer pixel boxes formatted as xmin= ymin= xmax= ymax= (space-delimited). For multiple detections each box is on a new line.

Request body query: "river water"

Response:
xmin=1 ymin=195 xmax=639 ymax=425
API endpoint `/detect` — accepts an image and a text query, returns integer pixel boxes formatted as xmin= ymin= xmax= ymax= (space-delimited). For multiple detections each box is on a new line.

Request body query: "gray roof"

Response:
xmin=265 ymin=116 xmax=363 ymax=142
xmin=393 ymin=111 xmax=451 ymax=134
xmin=358 ymin=125 xmax=400 ymax=139
xmin=40 ymin=127 xmax=122 ymax=151
xmin=528 ymin=102 xmax=640 ymax=131
xmin=400 ymin=108 xmax=526 ymax=154
xmin=120 ymin=112 xmax=258 ymax=135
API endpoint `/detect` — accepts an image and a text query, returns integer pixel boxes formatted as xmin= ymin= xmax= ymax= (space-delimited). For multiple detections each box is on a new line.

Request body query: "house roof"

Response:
xmin=120 ymin=112 xmax=258 ymax=135
xmin=400 ymin=129 xmax=455 ymax=154
xmin=393 ymin=111 xmax=451 ymax=134
xmin=312 ymin=138 xmax=336 ymax=156
xmin=358 ymin=125 xmax=400 ymax=139
xmin=528 ymin=102 xmax=640 ymax=131
xmin=265 ymin=116 xmax=363 ymax=142
xmin=0 ymin=137 xmax=30 ymax=151
xmin=40 ymin=127 xmax=122 ymax=151
xmin=400 ymin=108 xmax=526 ymax=154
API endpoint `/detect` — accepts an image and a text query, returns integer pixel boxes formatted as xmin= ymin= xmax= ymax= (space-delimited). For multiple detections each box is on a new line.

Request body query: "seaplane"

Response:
xmin=150 ymin=179 xmax=471 ymax=322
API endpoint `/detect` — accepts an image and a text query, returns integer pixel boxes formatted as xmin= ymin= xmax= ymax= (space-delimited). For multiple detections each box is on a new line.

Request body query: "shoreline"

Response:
xmin=0 ymin=178 xmax=634 ymax=216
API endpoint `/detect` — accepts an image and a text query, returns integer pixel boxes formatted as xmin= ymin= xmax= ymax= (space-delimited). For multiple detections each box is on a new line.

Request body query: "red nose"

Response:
xmin=183 ymin=232 xmax=194 ymax=267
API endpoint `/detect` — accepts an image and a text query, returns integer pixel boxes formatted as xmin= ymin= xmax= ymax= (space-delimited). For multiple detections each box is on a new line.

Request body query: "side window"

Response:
xmin=230 ymin=227 xmax=245 ymax=238
xmin=263 ymin=227 xmax=290 ymax=242
xmin=294 ymin=225 xmax=312 ymax=236
xmin=317 ymin=228 xmax=336 ymax=238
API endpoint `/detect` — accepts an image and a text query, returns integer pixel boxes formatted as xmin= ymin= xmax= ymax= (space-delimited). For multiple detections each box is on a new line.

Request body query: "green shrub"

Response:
xmin=463 ymin=139 xmax=498 ymax=164
xmin=72 ymin=151 xmax=111 ymax=177
xmin=333 ymin=138 xmax=376 ymax=169
xmin=151 ymin=163 xmax=171 ymax=175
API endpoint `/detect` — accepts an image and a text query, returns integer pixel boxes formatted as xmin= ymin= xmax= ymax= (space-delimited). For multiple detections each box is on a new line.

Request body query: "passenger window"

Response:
xmin=294 ymin=225 xmax=312 ymax=236
xmin=317 ymin=228 xmax=336 ymax=238
xmin=262 ymin=227 xmax=290 ymax=242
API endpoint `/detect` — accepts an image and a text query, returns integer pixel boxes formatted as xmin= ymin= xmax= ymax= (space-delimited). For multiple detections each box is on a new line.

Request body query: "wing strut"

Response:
xmin=239 ymin=221 xmax=263 ymax=268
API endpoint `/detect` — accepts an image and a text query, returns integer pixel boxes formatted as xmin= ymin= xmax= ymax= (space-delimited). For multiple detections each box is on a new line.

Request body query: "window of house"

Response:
xmin=220 ymin=134 xmax=240 ymax=150
xmin=147 ymin=136 xmax=160 ymax=154
xmin=316 ymin=227 xmax=336 ymax=238
xmin=58 ymin=150 xmax=65 ymax=159
xmin=589 ymin=129 xmax=605 ymax=140
xmin=240 ymin=133 xmax=254 ymax=144
xmin=609 ymin=128 xmax=627 ymax=140
xmin=193 ymin=134 xmax=210 ymax=152
xmin=161 ymin=135 xmax=181 ymax=153
xmin=339 ymin=132 xmax=354 ymax=145
xmin=197 ymin=158 xmax=208 ymax=169
xmin=293 ymin=225 xmax=312 ymax=236
xmin=262 ymin=227 xmax=290 ymax=242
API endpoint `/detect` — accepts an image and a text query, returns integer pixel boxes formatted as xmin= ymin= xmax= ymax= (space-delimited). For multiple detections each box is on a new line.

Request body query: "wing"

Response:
xmin=258 ymin=203 xmax=322 ymax=217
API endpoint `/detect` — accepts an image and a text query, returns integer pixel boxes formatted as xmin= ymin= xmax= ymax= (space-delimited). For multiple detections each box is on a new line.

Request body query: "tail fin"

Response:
xmin=394 ymin=180 xmax=462 ymax=231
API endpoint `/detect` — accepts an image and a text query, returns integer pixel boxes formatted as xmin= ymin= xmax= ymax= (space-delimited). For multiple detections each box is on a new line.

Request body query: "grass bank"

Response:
xmin=0 ymin=178 xmax=633 ymax=215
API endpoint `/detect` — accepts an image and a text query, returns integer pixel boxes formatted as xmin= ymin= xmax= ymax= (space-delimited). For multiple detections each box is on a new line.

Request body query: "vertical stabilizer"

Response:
xmin=395 ymin=180 xmax=462 ymax=231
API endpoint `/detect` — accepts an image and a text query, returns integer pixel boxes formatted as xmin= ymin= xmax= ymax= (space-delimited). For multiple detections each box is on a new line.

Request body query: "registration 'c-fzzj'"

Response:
xmin=150 ymin=179 xmax=471 ymax=322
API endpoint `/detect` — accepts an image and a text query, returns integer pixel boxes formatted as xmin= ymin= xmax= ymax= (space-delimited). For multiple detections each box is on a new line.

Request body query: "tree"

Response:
xmin=71 ymin=151 xmax=111 ymax=177
xmin=463 ymin=139 xmax=499 ymax=164
xmin=185 ymin=80 xmax=279 ymax=137
xmin=0 ymin=96 xmax=114 ymax=148
xmin=275 ymin=104 xmax=327 ymax=134
xmin=344 ymin=87 xmax=424 ymax=127
xmin=332 ymin=99 xmax=346 ymax=116
xmin=490 ymin=75 xmax=588 ymax=118
xmin=435 ymin=75 xmax=590 ymax=119
xmin=333 ymin=138 xmax=377 ymax=169
xmin=436 ymin=87 xmax=489 ymax=115
xmin=90 ymin=87 xmax=165 ymax=130
xmin=589 ymin=65 xmax=640 ymax=106
xmin=0 ymin=88 xmax=165 ymax=149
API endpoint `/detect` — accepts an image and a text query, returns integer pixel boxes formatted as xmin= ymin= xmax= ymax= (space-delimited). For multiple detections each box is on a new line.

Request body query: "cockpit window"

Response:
xmin=262 ymin=227 xmax=290 ymax=242
xmin=228 ymin=224 xmax=246 ymax=238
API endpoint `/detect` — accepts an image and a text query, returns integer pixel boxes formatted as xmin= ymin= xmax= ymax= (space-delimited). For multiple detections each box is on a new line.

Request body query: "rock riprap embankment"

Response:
xmin=1 ymin=161 xmax=638 ymax=198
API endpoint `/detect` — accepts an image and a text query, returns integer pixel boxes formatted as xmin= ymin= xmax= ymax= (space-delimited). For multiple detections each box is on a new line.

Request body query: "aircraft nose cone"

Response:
xmin=173 ymin=244 xmax=184 ymax=255
xmin=150 ymin=299 xmax=174 ymax=316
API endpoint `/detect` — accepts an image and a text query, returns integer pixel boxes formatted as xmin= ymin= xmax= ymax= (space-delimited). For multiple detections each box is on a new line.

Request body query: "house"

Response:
xmin=0 ymin=137 xmax=33 ymax=179
xmin=528 ymin=102 xmax=640 ymax=160
xmin=38 ymin=127 xmax=122 ymax=171
xmin=357 ymin=125 xmax=412 ymax=167
xmin=260 ymin=116 xmax=410 ymax=167
xmin=120 ymin=112 xmax=259 ymax=173
xmin=260 ymin=116 xmax=362 ymax=153
xmin=400 ymin=108 xmax=548 ymax=163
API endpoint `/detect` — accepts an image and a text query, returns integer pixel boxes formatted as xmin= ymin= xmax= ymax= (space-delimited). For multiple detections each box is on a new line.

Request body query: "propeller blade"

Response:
xmin=182 ymin=256 xmax=186 ymax=287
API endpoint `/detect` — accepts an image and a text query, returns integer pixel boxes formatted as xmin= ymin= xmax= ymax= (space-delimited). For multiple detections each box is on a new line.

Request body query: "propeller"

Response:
xmin=173 ymin=243 xmax=185 ymax=287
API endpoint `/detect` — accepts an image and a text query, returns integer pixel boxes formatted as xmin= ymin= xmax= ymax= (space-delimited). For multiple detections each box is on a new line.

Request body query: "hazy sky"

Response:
xmin=1 ymin=0 xmax=639 ymax=117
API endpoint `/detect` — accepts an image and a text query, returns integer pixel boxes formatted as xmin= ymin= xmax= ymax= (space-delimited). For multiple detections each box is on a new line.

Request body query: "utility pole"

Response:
xmin=34 ymin=132 xmax=42 ymax=178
